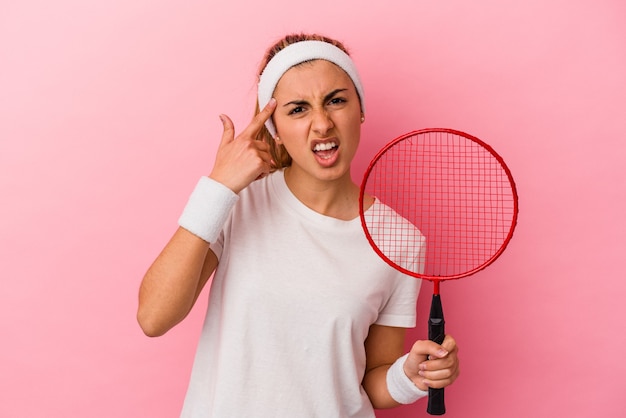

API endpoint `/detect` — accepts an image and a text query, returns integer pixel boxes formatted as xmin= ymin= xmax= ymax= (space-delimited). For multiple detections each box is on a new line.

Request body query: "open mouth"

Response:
xmin=312 ymin=141 xmax=338 ymax=160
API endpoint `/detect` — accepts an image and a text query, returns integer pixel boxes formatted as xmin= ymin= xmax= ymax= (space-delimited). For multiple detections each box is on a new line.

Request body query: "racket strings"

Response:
xmin=363 ymin=131 xmax=516 ymax=279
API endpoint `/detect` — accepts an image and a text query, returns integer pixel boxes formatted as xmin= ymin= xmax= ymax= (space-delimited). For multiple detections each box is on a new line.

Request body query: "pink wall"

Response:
xmin=1 ymin=1 xmax=625 ymax=417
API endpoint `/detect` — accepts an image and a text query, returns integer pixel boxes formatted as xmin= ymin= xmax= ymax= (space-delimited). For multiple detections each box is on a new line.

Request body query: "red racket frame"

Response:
xmin=359 ymin=128 xmax=518 ymax=291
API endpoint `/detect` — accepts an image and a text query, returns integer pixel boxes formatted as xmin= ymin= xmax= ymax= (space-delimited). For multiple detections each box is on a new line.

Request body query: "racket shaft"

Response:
xmin=428 ymin=294 xmax=446 ymax=415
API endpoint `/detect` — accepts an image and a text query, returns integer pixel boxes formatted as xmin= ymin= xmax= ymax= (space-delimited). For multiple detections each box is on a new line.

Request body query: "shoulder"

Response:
xmin=366 ymin=200 xmax=425 ymax=242
xmin=363 ymin=200 xmax=426 ymax=274
xmin=235 ymin=171 xmax=278 ymax=205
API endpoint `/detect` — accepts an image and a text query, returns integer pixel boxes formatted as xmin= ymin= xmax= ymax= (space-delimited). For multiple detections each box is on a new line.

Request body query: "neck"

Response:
xmin=283 ymin=167 xmax=360 ymax=221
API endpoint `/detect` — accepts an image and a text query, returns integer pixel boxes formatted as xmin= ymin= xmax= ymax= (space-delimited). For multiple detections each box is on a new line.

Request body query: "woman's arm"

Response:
xmin=362 ymin=324 xmax=407 ymax=409
xmin=137 ymin=227 xmax=218 ymax=337
xmin=136 ymin=100 xmax=278 ymax=337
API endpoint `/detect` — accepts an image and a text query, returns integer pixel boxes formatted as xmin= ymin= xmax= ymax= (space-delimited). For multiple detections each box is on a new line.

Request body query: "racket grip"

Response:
xmin=427 ymin=294 xmax=446 ymax=415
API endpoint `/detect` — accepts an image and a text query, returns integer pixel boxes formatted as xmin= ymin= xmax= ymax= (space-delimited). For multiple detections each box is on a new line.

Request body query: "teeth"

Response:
xmin=313 ymin=142 xmax=337 ymax=152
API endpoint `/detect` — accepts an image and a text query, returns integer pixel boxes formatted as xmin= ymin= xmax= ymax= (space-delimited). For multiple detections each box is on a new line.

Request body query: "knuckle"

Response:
xmin=444 ymin=335 xmax=457 ymax=347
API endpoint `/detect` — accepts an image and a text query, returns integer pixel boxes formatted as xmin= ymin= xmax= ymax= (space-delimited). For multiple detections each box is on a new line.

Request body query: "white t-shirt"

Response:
xmin=181 ymin=170 xmax=423 ymax=418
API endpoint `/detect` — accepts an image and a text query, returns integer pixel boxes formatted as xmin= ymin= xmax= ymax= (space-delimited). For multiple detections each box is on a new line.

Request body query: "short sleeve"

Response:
xmin=375 ymin=274 xmax=420 ymax=328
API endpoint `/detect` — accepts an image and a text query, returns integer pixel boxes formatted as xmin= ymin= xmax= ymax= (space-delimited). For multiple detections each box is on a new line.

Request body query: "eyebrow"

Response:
xmin=283 ymin=88 xmax=348 ymax=107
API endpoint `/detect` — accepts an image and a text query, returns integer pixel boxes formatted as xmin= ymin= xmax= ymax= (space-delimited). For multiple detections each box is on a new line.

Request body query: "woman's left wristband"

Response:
xmin=386 ymin=353 xmax=429 ymax=405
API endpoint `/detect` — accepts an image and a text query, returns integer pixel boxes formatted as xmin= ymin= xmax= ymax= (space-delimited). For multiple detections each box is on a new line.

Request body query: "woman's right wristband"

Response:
xmin=178 ymin=177 xmax=239 ymax=243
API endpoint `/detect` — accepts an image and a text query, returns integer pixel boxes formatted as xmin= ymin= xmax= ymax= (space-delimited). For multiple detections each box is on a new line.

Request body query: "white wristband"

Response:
xmin=178 ymin=177 xmax=239 ymax=243
xmin=386 ymin=353 xmax=429 ymax=405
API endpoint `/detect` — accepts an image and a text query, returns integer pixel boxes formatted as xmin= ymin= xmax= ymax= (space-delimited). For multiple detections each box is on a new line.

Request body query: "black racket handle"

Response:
xmin=427 ymin=294 xmax=446 ymax=415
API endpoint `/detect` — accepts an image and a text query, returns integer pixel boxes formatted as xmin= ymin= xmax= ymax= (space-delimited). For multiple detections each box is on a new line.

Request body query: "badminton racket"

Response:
xmin=359 ymin=128 xmax=518 ymax=415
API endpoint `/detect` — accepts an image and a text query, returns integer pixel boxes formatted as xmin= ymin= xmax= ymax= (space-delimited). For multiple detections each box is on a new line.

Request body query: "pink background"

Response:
xmin=1 ymin=1 xmax=625 ymax=417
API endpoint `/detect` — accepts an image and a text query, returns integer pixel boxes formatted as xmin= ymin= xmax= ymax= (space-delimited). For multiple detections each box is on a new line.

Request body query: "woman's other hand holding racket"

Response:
xmin=209 ymin=98 xmax=277 ymax=193
xmin=404 ymin=335 xmax=460 ymax=391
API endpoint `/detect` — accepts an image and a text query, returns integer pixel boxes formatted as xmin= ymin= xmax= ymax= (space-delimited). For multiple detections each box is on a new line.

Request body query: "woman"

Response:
xmin=138 ymin=33 xmax=459 ymax=417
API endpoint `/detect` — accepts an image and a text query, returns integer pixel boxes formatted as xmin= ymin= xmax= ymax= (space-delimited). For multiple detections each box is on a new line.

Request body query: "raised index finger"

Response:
xmin=242 ymin=98 xmax=277 ymax=138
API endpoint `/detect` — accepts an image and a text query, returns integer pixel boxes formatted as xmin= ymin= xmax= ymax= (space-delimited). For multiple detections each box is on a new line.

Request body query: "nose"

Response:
xmin=311 ymin=108 xmax=334 ymax=135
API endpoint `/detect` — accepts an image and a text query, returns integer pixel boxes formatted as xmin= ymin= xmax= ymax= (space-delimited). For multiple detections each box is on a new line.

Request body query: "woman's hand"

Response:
xmin=404 ymin=335 xmax=460 ymax=391
xmin=209 ymin=98 xmax=277 ymax=193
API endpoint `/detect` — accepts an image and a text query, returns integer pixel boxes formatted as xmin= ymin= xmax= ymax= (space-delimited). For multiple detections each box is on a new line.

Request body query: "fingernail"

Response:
xmin=437 ymin=349 xmax=448 ymax=357
xmin=268 ymin=98 xmax=276 ymax=106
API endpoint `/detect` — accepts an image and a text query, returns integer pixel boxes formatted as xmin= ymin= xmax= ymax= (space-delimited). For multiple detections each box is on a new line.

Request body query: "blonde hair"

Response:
xmin=255 ymin=33 xmax=352 ymax=170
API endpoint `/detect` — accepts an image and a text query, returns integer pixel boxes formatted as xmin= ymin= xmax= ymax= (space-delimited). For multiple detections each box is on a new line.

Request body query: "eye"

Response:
xmin=288 ymin=106 xmax=306 ymax=115
xmin=328 ymin=97 xmax=346 ymax=106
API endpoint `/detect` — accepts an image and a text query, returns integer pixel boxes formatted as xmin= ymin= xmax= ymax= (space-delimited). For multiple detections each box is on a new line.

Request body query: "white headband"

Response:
xmin=257 ymin=40 xmax=366 ymax=137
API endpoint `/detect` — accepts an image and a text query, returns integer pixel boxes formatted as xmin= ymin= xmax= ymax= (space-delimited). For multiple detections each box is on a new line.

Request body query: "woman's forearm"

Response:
xmin=137 ymin=227 xmax=217 ymax=337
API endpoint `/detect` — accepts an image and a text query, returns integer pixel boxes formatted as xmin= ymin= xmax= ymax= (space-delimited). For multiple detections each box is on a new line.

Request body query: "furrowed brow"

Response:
xmin=324 ymin=88 xmax=348 ymax=102
xmin=283 ymin=89 xmax=349 ymax=107
xmin=283 ymin=99 xmax=309 ymax=107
